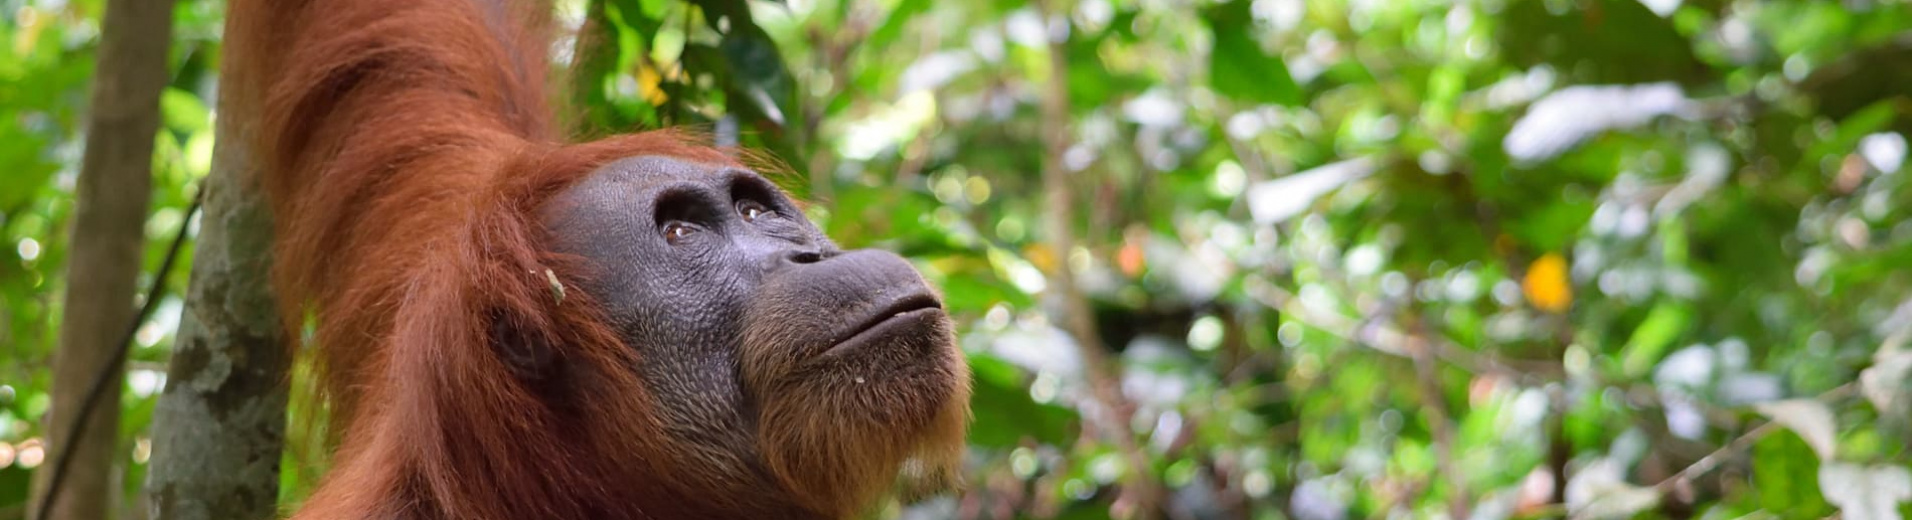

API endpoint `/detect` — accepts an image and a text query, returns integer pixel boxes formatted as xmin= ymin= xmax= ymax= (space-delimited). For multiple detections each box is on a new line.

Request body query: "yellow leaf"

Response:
xmin=1523 ymin=253 xmax=1573 ymax=313
xmin=636 ymin=64 xmax=668 ymax=105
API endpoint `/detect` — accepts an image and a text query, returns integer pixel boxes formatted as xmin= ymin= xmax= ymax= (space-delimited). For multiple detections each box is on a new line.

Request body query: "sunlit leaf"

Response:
xmin=1820 ymin=463 xmax=1912 ymax=520
xmin=1244 ymin=157 xmax=1375 ymax=224
xmin=1566 ymin=459 xmax=1660 ymax=519
xmin=1620 ymin=303 xmax=1691 ymax=377
xmin=1503 ymin=83 xmax=1692 ymax=163
xmin=159 ymin=88 xmax=210 ymax=134
xmin=1757 ymin=399 xmax=1838 ymax=460
xmin=1859 ymin=132 xmax=1906 ymax=174
xmin=1860 ymin=347 xmax=1912 ymax=417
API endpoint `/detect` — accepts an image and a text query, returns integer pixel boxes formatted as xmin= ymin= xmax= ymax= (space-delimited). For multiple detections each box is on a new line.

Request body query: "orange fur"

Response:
xmin=230 ymin=0 xmax=967 ymax=518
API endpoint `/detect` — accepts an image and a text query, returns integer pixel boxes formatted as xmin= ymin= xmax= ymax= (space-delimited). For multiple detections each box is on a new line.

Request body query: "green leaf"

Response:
xmin=1507 ymin=198 xmax=1594 ymax=251
xmin=1620 ymin=303 xmax=1692 ymax=377
xmin=1497 ymin=0 xmax=1709 ymax=85
xmin=0 ymin=126 xmax=57 ymax=209
xmin=866 ymin=0 xmax=929 ymax=53
xmin=159 ymin=87 xmax=209 ymax=134
xmin=1423 ymin=64 xmax=1465 ymax=125
xmin=1753 ymin=430 xmax=1833 ymax=515
xmin=1204 ymin=0 xmax=1300 ymax=106
xmin=965 ymin=355 xmax=1077 ymax=448
xmin=1796 ymin=100 xmax=1896 ymax=176
xmin=719 ymin=24 xmax=793 ymax=127
xmin=0 ymin=467 xmax=30 ymax=512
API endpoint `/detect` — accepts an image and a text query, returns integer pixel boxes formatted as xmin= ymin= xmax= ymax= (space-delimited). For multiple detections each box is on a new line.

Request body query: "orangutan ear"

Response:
xmin=489 ymin=309 xmax=558 ymax=383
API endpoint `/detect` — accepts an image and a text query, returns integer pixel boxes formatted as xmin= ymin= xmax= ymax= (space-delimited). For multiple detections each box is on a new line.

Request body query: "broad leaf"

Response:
xmin=1203 ymin=0 xmax=1301 ymax=106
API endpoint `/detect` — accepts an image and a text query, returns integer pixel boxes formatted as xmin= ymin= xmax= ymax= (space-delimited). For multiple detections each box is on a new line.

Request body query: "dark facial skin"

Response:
xmin=542 ymin=156 xmax=836 ymax=438
xmin=538 ymin=156 xmax=966 ymax=510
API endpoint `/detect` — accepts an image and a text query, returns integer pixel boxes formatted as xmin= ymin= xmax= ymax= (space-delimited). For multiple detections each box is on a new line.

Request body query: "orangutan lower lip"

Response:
xmin=821 ymin=294 xmax=942 ymax=358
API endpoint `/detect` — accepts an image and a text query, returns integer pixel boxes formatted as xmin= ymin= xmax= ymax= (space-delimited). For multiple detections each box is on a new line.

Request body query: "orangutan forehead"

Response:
xmin=592 ymin=155 xmax=749 ymax=184
xmin=543 ymin=154 xmax=780 ymax=224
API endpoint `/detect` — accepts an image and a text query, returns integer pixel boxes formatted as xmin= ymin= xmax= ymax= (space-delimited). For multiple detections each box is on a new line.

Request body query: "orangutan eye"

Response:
xmin=662 ymin=221 xmax=700 ymax=244
xmin=737 ymin=200 xmax=774 ymax=222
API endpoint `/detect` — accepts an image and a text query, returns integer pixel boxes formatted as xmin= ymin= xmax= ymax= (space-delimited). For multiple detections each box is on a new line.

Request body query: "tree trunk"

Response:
xmin=143 ymin=4 xmax=290 ymax=519
xmin=32 ymin=0 xmax=177 ymax=518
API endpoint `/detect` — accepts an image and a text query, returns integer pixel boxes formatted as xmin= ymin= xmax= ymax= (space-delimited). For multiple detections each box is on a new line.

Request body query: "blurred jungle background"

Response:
xmin=5 ymin=0 xmax=1912 ymax=518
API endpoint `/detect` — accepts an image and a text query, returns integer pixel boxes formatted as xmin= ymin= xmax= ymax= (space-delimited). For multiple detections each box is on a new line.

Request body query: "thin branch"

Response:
xmin=1647 ymin=421 xmax=1778 ymax=496
xmin=1559 ymin=384 xmax=1858 ymax=518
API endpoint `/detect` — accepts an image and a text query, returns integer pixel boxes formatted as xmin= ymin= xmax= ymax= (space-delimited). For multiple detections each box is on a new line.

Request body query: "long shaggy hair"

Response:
xmin=230 ymin=0 xmax=800 ymax=517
